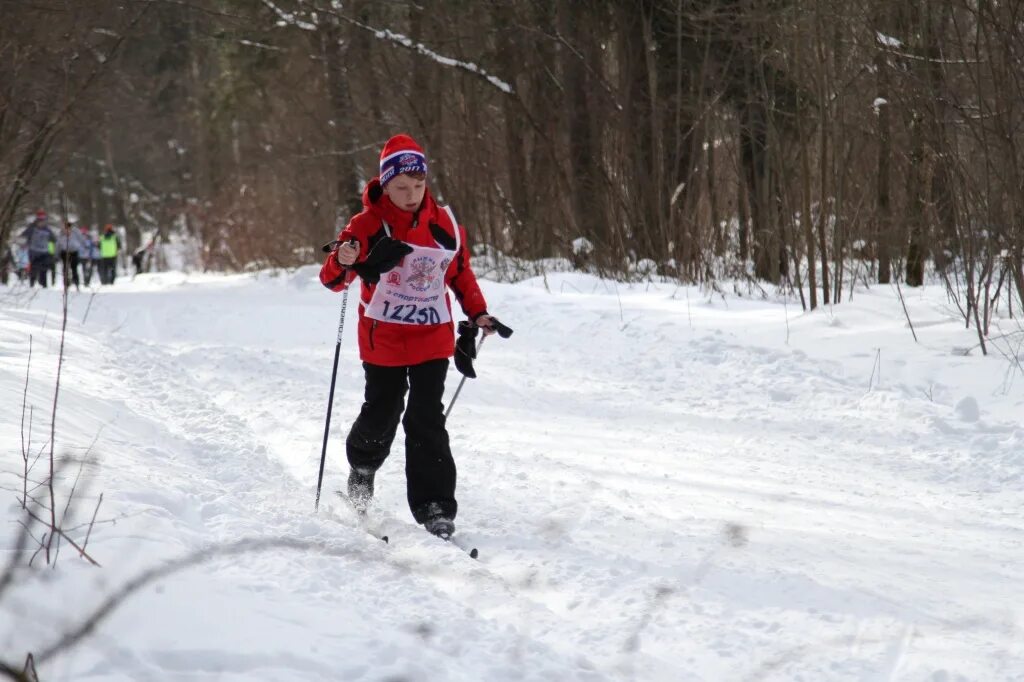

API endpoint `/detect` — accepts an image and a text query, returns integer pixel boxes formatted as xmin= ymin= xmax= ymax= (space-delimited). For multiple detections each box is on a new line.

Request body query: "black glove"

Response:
xmin=351 ymin=237 xmax=413 ymax=284
xmin=473 ymin=313 xmax=514 ymax=339
xmin=454 ymin=321 xmax=478 ymax=378
xmin=489 ymin=317 xmax=514 ymax=339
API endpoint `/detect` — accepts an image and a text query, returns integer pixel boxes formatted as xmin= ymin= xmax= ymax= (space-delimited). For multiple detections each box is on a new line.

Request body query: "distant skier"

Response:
xmin=56 ymin=220 xmax=86 ymax=291
xmin=131 ymin=234 xmax=157 ymax=277
xmin=14 ymin=245 xmax=29 ymax=282
xmin=78 ymin=226 xmax=97 ymax=286
xmin=20 ymin=210 xmax=55 ymax=288
xmin=98 ymin=224 xmax=120 ymax=285
xmin=319 ymin=133 xmax=497 ymax=539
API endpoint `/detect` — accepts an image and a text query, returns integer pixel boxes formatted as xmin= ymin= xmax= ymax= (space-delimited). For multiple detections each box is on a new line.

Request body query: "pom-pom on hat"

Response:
xmin=379 ymin=134 xmax=428 ymax=187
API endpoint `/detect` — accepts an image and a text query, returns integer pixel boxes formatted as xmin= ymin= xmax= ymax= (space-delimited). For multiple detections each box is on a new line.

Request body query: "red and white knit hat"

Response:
xmin=379 ymin=134 xmax=428 ymax=187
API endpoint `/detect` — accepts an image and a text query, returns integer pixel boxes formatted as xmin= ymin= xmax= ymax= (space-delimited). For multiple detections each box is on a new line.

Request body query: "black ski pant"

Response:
xmin=99 ymin=257 xmax=117 ymax=285
xmin=29 ymin=253 xmax=51 ymax=288
xmin=58 ymin=251 xmax=80 ymax=288
xmin=346 ymin=358 xmax=457 ymax=523
xmin=82 ymin=258 xmax=96 ymax=286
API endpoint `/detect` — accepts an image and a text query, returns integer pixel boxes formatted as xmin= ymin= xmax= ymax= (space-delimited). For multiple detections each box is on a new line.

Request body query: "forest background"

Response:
xmin=1 ymin=0 xmax=1022 ymax=329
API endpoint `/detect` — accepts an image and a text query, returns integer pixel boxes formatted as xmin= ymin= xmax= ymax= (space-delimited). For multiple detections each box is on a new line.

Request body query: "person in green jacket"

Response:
xmin=98 ymin=224 xmax=120 ymax=285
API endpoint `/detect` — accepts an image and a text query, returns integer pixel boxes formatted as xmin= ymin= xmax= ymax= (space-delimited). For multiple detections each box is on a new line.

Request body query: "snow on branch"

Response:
xmin=262 ymin=1 xmax=513 ymax=95
xmin=874 ymin=30 xmax=981 ymax=65
xmin=875 ymin=31 xmax=902 ymax=49
xmin=239 ymin=39 xmax=285 ymax=52
xmin=371 ymin=27 xmax=513 ymax=94
xmin=262 ymin=0 xmax=318 ymax=31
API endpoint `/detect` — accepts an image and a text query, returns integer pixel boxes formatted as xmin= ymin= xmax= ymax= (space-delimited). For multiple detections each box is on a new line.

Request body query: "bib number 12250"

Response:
xmin=381 ymin=300 xmax=442 ymax=325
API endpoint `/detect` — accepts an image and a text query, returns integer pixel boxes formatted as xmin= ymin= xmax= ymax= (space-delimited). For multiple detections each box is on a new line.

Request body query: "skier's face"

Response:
xmin=384 ymin=173 xmax=426 ymax=213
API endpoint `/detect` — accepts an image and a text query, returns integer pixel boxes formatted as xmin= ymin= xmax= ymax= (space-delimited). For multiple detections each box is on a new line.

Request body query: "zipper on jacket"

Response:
xmin=368 ymin=320 xmax=377 ymax=350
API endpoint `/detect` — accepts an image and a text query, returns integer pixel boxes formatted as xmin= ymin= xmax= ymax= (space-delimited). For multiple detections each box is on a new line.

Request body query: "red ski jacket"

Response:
xmin=319 ymin=179 xmax=488 ymax=367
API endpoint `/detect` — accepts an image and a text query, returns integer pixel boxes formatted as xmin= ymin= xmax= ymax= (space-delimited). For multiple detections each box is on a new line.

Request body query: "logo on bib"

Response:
xmin=386 ymin=271 xmax=401 ymax=286
xmin=408 ymin=256 xmax=440 ymax=292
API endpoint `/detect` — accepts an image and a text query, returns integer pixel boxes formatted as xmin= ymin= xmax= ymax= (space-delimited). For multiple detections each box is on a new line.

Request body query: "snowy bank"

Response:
xmin=1 ymin=270 xmax=1022 ymax=681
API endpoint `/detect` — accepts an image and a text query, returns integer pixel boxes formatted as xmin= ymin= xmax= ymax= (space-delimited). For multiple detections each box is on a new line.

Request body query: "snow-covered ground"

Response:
xmin=1 ymin=267 xmax=1022 ymax=681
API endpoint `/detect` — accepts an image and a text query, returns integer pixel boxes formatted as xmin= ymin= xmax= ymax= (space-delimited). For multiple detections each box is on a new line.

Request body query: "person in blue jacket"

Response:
xmin=20 ymin=210 xmax=55 ymax=288
xmin=77 ymin=226 xmax=96 ymax=286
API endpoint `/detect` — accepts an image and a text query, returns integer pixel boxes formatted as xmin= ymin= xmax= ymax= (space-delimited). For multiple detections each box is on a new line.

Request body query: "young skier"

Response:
xmin=319 ymin=133 xmax=497 ymax=539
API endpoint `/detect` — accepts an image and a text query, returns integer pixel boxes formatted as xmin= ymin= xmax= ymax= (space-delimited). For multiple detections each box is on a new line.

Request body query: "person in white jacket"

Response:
xmin=77 ymin=226 xmax=96 ymax=286
xmin=55 ymin=221 xmax=87 ymax=291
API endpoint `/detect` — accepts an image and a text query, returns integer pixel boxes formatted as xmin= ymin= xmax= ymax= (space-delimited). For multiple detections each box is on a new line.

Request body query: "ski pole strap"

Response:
xmin=454 ymin=322 xmax=478 ymax=378
xmin=457 ymin=320 xmax=478 ymax=344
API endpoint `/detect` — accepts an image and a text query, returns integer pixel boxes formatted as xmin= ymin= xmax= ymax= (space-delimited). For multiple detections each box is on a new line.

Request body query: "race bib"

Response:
xmin=364 ymin=243 xmax=455 ymax=326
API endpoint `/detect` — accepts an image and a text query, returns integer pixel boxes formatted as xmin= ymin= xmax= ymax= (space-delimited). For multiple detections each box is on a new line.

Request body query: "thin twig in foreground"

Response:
xmin=36 ymin=536 xmax=365 ymax=664
xmin=894 ymin=280 xmax=919 ymax=343
xmin=81 ymin=493 xmax=104 ymax=558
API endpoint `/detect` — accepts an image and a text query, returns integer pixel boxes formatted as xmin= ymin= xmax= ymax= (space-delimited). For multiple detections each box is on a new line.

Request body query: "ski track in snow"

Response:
xmin=1 ymin=268 xmax=1022 ymax=681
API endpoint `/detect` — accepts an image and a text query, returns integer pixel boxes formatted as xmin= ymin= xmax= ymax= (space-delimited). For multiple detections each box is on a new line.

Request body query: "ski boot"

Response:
xmin=421 ymin=502 xmax=455 ymax=540
xmin=347 ymin=469 xmax=374 ymax=514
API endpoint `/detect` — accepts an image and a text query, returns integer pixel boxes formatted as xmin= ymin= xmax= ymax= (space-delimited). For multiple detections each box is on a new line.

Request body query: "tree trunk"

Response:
xmin=561 ymin=0 xmax=608 ymax=256
xmin=737 ymin=149 xmax=750 ymax=262
xmin=875 ymin=11 xmax=893 ymax=285
xmin=619 ymin=0 xmax=660 ymax=262
xmin=795 ymin=34 xmax=816 ymax=308
xmin=707 ymin=128 xmax=724 ymax=257
xmin=322 ymin=17 xmax=363 ymax=222
xmin=492 ymin=3 xmax=529 ymax=255
xmin=741 ymin=101 xmax=773 ymax=281
xmin=814 ymin=6 xmax=831 ymax=305
xmin=801 ymin=131 xmax=817 ymax=309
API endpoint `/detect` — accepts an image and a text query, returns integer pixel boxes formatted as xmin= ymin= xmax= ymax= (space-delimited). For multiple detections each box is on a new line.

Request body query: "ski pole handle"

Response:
xmin=490 ymin=318 xmax=513 ymax=339
xmin=322 ymin=237 xmax=359 ymax=255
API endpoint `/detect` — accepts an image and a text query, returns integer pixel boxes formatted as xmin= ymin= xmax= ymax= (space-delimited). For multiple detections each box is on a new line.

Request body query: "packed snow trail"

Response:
xmin=1 ymin=268 xmax=1022 ymax=681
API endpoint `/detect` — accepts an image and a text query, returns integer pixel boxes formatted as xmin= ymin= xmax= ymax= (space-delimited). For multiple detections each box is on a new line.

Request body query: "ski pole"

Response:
xmin=444 ymin=317 xmax=513 ymax=418
xmin=315 ymin=287 xmax=349 ymax=510
xmin=445 ymin=335 xmax=485 ymax=419
xmin=315 ymin=248 xmax=355 ymax=511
